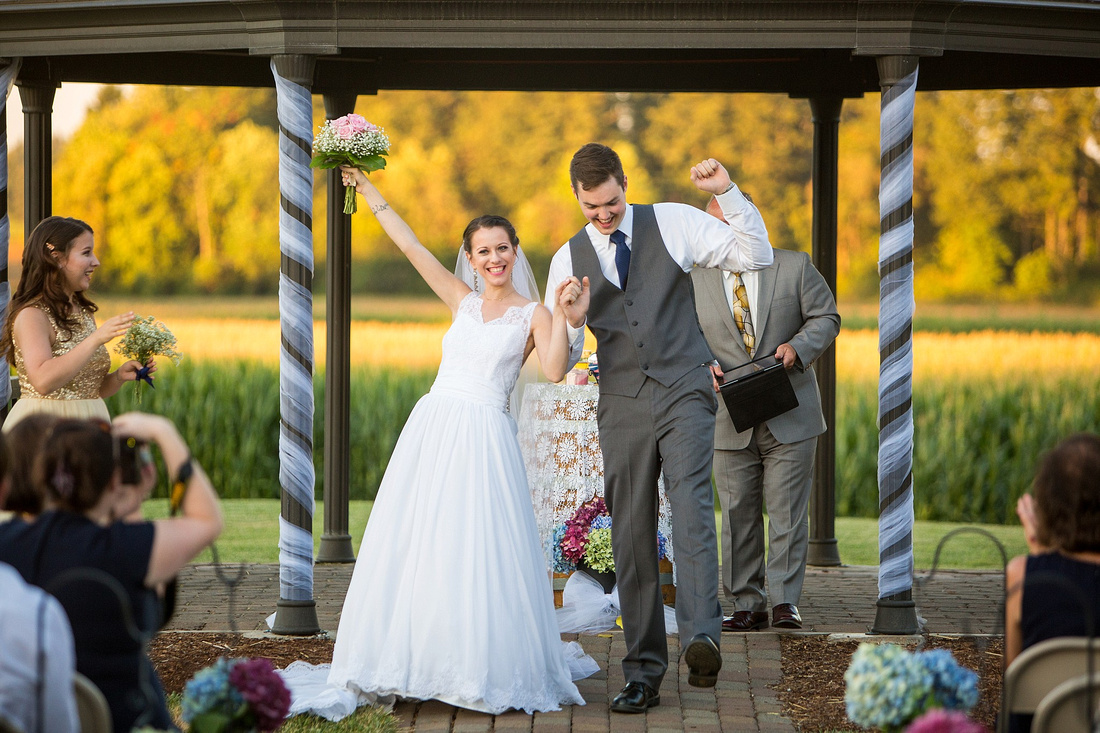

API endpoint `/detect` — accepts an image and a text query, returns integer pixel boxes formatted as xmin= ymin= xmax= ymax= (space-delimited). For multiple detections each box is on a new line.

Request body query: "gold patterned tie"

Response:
xmin=731 ymin=272 xmax=756 ymax=356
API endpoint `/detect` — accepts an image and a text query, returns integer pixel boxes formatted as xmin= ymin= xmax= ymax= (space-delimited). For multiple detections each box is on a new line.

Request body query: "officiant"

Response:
xmin=692 ymin=195 xmax=840 ymax=633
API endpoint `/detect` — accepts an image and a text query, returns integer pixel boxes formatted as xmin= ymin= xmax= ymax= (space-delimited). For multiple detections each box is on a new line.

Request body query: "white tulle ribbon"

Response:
xmin=556 ymin=571 xmax=677 ymax=635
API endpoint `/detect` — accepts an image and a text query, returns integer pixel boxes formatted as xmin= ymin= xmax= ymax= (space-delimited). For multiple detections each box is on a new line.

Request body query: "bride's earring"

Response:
xmin=473 ymin=270 xmax=479 ymax=291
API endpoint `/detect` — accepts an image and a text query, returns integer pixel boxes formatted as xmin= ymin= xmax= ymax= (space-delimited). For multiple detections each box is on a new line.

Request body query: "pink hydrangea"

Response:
xmin=905 ymin=709 xmax=988 ymax=733
xmin=227 ymin=657 xmax=291 ymax=732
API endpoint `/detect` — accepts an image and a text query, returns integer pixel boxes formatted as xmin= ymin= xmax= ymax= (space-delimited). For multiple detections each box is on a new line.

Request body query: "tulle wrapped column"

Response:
xmin=271 ymin=54 xmax=320 ymax=635
xmin=0 ymin=59 xmax=21 ymax=413
xmin=873 ymin=56 xmax=920 ymax=635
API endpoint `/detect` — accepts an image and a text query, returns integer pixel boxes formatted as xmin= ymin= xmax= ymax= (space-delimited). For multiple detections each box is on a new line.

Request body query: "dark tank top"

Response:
xmin=1008 ymin=552 xmax=1100 ymax=733
xmin=1021 ymin=552 xmax=1100 ymax=647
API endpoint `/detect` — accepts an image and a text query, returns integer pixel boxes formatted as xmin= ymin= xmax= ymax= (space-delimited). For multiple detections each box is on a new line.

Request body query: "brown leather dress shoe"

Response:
xmin=722 ymin=611 xmax=769 ymax=631
xmin=771 ymin=603 xmax=803 ymax=629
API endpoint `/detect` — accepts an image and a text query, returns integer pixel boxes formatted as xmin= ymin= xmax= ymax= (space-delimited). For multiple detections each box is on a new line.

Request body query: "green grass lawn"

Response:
xmin=145 ymin=499 xmax=1026 ymax=569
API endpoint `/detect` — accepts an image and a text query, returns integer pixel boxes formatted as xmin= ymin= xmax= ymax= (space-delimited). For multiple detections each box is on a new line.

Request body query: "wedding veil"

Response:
xmin=454 ymin=244 xmax=543 ymax=415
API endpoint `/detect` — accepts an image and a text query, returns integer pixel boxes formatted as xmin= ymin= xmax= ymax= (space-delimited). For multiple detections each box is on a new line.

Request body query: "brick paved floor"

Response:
xmin=166 ymin=564 xmax=1003 ymax=731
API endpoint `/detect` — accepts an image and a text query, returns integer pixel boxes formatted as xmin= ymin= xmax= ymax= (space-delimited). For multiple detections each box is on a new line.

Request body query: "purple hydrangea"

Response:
xmin=560 ymin=498 xmax=607 ymax=563
xmin=227 ymin=658 xmax=290 ymax=732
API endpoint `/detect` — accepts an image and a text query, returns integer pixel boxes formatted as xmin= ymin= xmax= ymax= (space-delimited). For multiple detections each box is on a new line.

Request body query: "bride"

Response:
xmin=279 ymin=167 xmax=594 ymax=719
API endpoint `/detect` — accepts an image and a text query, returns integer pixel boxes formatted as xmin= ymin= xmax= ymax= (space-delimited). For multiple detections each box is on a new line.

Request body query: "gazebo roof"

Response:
xmin=2 ymin=0 xmax=1099 ymax=94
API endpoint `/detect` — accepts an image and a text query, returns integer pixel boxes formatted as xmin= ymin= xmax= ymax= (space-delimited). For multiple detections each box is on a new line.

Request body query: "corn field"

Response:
xmin=105 ymin=323 xmax=1100 ymax=523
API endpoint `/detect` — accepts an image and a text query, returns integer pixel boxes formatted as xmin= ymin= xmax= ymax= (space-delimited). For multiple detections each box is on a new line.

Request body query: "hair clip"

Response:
xmin=45 ymin=242 xmax=56 ymax=253
xmin=52 ymin=463 xmax=74 ymax=499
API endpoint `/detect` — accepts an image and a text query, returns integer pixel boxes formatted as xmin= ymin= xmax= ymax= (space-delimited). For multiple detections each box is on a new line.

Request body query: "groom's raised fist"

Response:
xmin=689 ymin=158 xmax=732 ymax=195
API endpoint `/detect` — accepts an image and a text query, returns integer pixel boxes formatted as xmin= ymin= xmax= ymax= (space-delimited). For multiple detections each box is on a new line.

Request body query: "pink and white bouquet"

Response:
xmin=311 ymin=113 xmax=390 ymax=214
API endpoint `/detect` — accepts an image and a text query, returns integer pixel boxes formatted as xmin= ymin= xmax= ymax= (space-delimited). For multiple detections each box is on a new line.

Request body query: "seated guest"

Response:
xmin=0 ymin=431 xmax=80 ymax=733
xmin=3 ymin=413 xmax=61 ymax=520
xmin=1005 ymin=432 xmax=1100 ymax=733
xmin=0 ymin=413 xmax=224 ymax=733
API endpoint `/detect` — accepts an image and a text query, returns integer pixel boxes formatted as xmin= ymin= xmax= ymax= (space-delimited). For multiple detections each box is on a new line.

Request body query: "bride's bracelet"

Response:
xmin=370 ymin=202 xmax=390 ymax=215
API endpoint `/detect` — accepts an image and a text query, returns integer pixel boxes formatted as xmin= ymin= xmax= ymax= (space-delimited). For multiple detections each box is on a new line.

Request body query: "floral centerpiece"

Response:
xmin=548 ymin=497 xmax=669 ymax=574
xmin=311 ymin=113 xmax=390 ymax=214
xmin=844 ymin=642 xmax=982 ymax=733
xmin=114 ymin=315 xmax=182 ymax=402
xmin=181 ymin=657 xmax=291 ymax=733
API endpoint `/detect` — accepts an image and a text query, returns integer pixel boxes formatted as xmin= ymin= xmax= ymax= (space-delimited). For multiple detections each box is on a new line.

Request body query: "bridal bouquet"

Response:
xmin=181 ymin=657 xmax=291 ymax=733
xmin=311 ymin=113 xmax=390 ymax=214
xmin=844 ymin=643 xmax=980 ymax=732
xmin=114 ymin=315 xmax=182 ymax=402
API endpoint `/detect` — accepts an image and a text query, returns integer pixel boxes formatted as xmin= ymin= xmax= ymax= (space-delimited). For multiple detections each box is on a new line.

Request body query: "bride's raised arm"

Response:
xmin=528 ymin=276 xmax=590 ymax=383
xmin=340 ymin=166 xmax=470 ymax=311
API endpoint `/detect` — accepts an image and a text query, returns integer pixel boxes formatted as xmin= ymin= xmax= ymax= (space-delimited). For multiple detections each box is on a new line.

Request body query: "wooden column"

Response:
xmin=316 ymin=92 xmax=358 ymax=563
xmin=806 ymin=95 xmax=843 ymax=567
xmin=17 ymin=74 xmax=57 ymax=233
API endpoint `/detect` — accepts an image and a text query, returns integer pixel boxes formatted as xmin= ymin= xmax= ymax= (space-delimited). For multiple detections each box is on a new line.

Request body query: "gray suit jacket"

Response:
xmin=691 ymin=248 xmax=840 ymax=450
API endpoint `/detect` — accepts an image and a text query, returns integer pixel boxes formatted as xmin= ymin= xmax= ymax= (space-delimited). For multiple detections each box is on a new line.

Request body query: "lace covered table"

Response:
xmin=517 ymin=383 xmax=675 ymax=576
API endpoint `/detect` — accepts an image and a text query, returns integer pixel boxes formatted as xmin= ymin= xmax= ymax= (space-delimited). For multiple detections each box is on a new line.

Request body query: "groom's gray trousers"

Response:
xmin=598 ymin=364 xmax=724 ymax=691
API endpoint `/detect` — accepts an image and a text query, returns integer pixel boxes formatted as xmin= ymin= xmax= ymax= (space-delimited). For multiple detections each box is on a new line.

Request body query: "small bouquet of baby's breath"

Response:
xmin=115 ymin=315 xmax=182 ymax=402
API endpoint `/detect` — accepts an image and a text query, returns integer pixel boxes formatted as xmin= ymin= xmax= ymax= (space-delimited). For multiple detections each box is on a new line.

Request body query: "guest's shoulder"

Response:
xmin=0 ymin=560 xmax=41 ymax=605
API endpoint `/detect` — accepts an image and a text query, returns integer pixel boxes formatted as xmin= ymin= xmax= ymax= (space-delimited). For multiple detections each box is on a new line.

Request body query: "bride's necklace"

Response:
xmin=481 ymin=290 xmax=515 ymax=302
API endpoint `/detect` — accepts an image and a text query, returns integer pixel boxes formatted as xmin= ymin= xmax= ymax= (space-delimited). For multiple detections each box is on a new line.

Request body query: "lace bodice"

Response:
xmin=433 ymin=293 xmax=537 ymax=411
xmin=14 ymin=302 xmax=109 ymax=400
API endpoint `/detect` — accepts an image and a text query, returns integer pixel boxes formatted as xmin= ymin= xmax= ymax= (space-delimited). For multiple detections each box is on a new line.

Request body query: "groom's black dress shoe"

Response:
xmin=684 ymin=633 xmax=722 ymax=687
xmin=610 ymin=681 xmax=660 ymax=713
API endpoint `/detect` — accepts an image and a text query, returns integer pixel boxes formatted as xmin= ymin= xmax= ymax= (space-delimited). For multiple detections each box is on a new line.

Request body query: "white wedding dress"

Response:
xmin=279 ymin=292 xmax=593 ymax=719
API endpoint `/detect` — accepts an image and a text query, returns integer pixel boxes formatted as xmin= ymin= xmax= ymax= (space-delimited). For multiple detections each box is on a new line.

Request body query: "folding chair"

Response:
xmin=1031 ymin=671 xmax=1100 ymax=733
xmin=72 ymin=673 xmax=111 ymax=733
xmin=999 ymin=637 xmax=1100 ymax=733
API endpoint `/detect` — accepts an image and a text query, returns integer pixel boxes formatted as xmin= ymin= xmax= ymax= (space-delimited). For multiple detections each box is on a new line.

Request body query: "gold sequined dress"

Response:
xmin=4 ymin=302 xmax=112 ymax=431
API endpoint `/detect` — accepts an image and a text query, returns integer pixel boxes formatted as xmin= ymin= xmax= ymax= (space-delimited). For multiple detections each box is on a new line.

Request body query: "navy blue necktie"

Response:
xmin=611 ymin=229 xmax=630 ymax=290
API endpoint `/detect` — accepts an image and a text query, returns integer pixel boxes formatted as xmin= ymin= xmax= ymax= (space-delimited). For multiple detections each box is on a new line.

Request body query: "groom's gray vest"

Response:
xmin=569 ymin=204 xmax=714 ymax=398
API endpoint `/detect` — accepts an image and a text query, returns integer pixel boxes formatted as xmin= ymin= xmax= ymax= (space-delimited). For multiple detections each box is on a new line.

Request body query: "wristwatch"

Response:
xmin=169 ymin=456 xmax=194 ymax=516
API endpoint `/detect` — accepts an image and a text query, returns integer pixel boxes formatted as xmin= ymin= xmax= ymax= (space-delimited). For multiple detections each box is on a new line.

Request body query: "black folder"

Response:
xmin=718 ymin=357 xmax=799 ymax=433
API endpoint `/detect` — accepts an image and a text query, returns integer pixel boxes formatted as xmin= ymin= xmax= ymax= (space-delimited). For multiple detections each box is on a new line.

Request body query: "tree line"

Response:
xmin=6 ymin=84 xmax=1099 ymax=301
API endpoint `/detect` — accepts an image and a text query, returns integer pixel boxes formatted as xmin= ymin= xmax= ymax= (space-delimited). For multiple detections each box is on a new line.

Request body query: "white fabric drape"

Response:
xmin=877 ymin=66 xmax=918 ymax=600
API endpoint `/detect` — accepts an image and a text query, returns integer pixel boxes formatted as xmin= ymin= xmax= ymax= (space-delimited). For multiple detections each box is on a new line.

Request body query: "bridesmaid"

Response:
xmin=1 ymin=216 xmax=152 ymax=431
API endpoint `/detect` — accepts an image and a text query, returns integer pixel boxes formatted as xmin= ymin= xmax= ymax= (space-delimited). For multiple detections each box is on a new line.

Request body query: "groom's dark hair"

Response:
xmin=570 ymin=143 xmax=625 ymax=192
xmin=462 ymin=215 xmax=519 ymax=253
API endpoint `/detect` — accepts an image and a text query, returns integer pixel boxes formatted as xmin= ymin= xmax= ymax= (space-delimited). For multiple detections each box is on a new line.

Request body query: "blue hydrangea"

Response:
xmin=181 ymin=657 xmax=244 ymax=724
xmin=547 ymin=524 xmax=575 ymax=574
xmin=590 ymin=515 xmax=612 ymax=531
xmin=920 ymin=648 xmax=979 ymax=711
xmin=844 ymin=643 xmax=933 ymax=730
xmin=657 ymin=532 xmax=669 ymax=560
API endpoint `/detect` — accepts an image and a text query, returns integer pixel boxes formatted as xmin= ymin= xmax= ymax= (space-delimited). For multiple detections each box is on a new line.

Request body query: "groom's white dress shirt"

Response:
xmin=546 ymin=184 xmax=771 ymax=363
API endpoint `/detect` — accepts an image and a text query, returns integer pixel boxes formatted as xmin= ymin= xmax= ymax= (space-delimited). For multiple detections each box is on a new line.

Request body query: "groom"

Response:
xmin=547 ymin=143 xmax=772 ymax=712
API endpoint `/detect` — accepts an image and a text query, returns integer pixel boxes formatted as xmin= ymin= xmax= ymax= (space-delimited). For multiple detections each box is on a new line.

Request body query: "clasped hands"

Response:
xmin=555 ymin=276 xmax=590 ymax=328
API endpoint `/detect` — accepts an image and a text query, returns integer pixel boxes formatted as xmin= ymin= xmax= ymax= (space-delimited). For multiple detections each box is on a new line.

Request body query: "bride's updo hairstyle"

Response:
xmin=462 ymin=215 xmax=519 ymax=254
xmin=34 ymin=419 xmax=117 ymax=514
